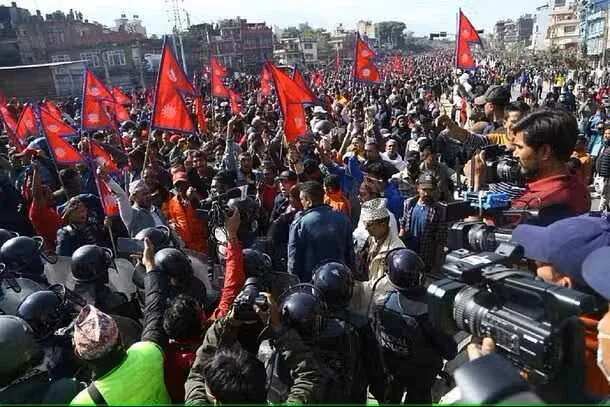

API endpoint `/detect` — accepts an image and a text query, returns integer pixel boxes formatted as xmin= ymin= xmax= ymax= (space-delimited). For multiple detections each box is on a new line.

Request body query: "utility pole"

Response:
xmin=603 ymin=2 xmax=610 ymax=67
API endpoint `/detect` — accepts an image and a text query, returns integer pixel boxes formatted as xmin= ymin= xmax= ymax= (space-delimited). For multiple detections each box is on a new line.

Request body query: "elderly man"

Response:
xmin=350 ymin=198 xmax=405 ymax=317
xmin=105 ymin=173 xmax=169 ymax=237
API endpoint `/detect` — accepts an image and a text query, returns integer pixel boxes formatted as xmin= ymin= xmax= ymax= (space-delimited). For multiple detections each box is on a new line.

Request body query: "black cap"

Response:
xmin=278 ymin=170 xmax=298 ymax=182
xmin=474 ymin=85 xmax=510 ymax=106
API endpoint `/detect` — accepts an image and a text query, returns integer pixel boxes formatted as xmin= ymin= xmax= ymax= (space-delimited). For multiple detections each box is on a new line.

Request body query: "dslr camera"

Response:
xmin=480 ymin=144 xmax=523 ymax=185
xmin=233 ymin=277 xmax=270 ymax=322
xmin=427 ymin=242 xmax=597 ymax=383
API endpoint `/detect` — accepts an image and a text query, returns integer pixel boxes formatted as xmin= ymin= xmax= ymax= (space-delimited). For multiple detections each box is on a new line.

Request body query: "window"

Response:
xmin=51 ymin=54 xmax=71 ymax=62
xmin=564 ymin=25 xmax=576 ymax=34
xmin=80 ymin=52 xmax=101 ymax=67
xmin=47 ymin=27 xmax=65 ymax=44
xmin=106 ymin=50 xmax=126 ymax=66
xmin=303 ymin=43 xmax=313 ymax=49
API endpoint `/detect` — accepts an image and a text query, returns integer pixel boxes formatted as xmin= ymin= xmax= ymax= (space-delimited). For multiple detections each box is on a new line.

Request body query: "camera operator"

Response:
xmin=512 ymin=215 xmax=610 ymax=397
xmin=185 ymin=281 xmax=326 ymax=404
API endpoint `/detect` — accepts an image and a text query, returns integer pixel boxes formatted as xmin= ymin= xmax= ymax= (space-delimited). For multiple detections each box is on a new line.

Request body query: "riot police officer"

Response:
xmin=132 ymin=226 xmax=172 ymax=307
xmin=0 ymin=229 xmax=18 ymax=247
xmin=0 ymin=235 xmax=48 ymax=284
xmin=0 ymin=315 xmax=83 ymax=403
xmin=154 ymin=247 xmax=208 ymax=306
xmin=312 ymin=261 xmax=388 ymax=403
xmin=371 ymin=248 xmax=457 ymax=403
xmin=71 ymin=244 xmax=142 ymax=322
xmin=0 ymin=263 xmax=45 ymax=316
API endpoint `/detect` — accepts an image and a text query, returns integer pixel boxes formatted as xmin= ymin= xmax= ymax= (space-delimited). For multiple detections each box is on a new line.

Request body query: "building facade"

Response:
xmin=548 ymin=1 xmax=580 ymax=49
xmin=532 ymin=3 xmax=551 ymax=51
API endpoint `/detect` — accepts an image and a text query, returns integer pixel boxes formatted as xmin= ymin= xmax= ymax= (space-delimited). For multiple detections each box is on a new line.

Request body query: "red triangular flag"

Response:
xmin=90 ymin=139 xmax=119 ymax=172
xmin=292 ymin=68 xmax=317 ymax=102
xmin=284 ymin=103 xmax=307 ymax=143
xmin=40 ymin=109 xmax=82 ymax=165
xmin=112 ymin=87 xmax=132 ymax=105
xmin=228 ymin=88 xmax=241 ymax=114
xmin=194 ymin=97 xmax=207 ymax=133
xmin=44 ymin=101 xmax=63 ymax=121
xmin=15 ymin=104 xmax=38 ymax=148
xmin=210 ymin=56 xmax=230 ymax=98
xmin=0 ymin=103 xmax=17 ymax=135
xmin=82 ymin=70 xmax=115 ymax=131
xmin=353 ymin=34 xmax=381 ymax=83
xmin=151 ymin=41 xmax=195 ymax=133
xmin=83 ymin=70 xmax=113 ymax=101
xmin=456 ymin=10 xmax=482 ymax=70
xmin=260 ymin=65 xmax=272 ymax=97
xmin=40 ymin=107 xmax=78 ymax=138
xmin=96 ymin=176 xmax=120 ymax=217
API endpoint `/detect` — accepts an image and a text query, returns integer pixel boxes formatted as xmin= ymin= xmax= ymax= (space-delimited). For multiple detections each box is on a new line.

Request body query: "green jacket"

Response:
xmin=184 ymin=317 xmax=326 ymax=405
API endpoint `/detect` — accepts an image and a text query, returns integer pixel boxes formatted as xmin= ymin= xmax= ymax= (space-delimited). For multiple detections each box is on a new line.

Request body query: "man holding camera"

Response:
xmin=510 ymin=215 xmax=610 ymax=397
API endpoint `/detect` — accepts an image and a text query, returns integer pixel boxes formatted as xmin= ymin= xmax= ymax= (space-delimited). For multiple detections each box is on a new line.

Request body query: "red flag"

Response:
xmin=456 ymin=10 xmax=482 ymax=70
xmin=112 ymin=87 xmax=131 ymax=105
xmin=40 ymin=109 xmax=82 ymax=165
xmin=194 ymin=97 xmax=207 ymax=133
xmin=40 ymin=107 xmax=78 ymax=138
xmin=82 ymin=70 xmax=115 ymax=131
xmin=15 ymin=104 xmax=38 ymax=149
xmin=90 ymin=139 xmax=119 ymax=172
xmin=210 ymin=56 xmax=230 ymax=98
xmin=97 ymin=177 xmax=120 ymax=217
xmin=0 ymin=103 xmax=17 ymax=135
xmin=260 ymin=66 xmax=272 ymax=97
xmin=228 ymin=88 xmax=241 ymax=114
xmin=44 ymin=101 xmax=63 ymax=120
xmin=151 ymin=40 xmax=196 ymax=133
xmin=267 ymin=62 xmax=316 ymax=143
xmin=292 ymin=68 xmax=317 ymax=102
xmin=353 ymin=34 xmax=381 ymax=83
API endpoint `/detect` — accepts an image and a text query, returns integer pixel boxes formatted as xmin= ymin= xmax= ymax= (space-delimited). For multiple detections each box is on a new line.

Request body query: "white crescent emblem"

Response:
xmin=361 ymin=68 xmax=371 ymax=78
xmin=25 ymin=119 xmax=34 ymax=129
xmin=168 ymin=68 xmax=178 ymax=82
xmin=89 ymin=87 xmax=101 ymax=97
xmin=47 ymin=124 xmax=60 ymax=132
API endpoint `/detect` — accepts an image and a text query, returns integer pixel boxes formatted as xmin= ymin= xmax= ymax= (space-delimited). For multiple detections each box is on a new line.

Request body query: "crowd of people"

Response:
xmin=1 ymin=46 xmax=610 ymax=404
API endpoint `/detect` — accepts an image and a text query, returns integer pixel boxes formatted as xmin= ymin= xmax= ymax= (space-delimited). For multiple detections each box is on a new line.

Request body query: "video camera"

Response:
xmin=480 ymin=144 xmax=524 ymax=185
xmin=233 ymin=277 xmax=270 ymax=322
xmin=426 ymin=242 xmax=597 ymax=383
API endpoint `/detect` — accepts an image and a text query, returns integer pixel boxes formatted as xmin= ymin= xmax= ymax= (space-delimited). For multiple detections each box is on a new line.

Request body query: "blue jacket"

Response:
xmin=324 ymin=155 xmax=364 ymax=200
xmin=383 ymin=182 xmax=404 ymax=224
xmin=287 ymin=205 xmax=355 ymax=282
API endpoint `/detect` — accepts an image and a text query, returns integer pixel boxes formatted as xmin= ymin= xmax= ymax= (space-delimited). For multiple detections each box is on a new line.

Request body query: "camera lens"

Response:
xmin=453 ymin=286 xmax=489 ymax=336
xmin=467 ymin=224 xmax=498 ymax=252
xmin=496 ymin=158 xmax=523 ymax=184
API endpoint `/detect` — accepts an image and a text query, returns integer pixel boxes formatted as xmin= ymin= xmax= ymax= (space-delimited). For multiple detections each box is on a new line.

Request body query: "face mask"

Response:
xmin=597 ymin=328 xmax=610 ymax=382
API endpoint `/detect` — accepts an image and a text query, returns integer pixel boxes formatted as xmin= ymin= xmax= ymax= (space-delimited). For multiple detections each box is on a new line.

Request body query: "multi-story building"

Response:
xmin=517 ymin=14 xmax=535 ymax=45
xmin=357 ymin=20 xmax=375 ymax=39
xmin=495 ymin=15 xmax=534 ymax=48
xmin=548 ymin=0 xmax=580 ymax=49
xmin=579 ymin=0 xmax=610 ymax=63
xmin=532 ymin=3 xmax=551 ymax=51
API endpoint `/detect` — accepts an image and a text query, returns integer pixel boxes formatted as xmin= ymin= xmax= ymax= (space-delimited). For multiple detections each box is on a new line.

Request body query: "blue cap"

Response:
xmin=583 ymin=247 xmax=610 ymax=300
xmin=512 ymin=215 xmax=610 ymax=286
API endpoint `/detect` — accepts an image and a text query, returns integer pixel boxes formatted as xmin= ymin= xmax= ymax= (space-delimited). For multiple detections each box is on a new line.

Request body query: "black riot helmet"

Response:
xmin=71 ymin=245 xmax=112 ymax=283
xmin=312 ymin=261 xmax=354 ymax=309
xmin=135 ymin=226 xmax=171 ymax=252
xmin=0 ymin=236 xmax=45 ymax=279
xmin=16 ymin=289 xmax=65 ymax=340
xmin=384 ymin=248 xmax=425 ymax=291
xmin=154 ymin=248 xmax=193 ymax=281
xmin=0 ymin=315 xmax=43 ymax=384
xmin=242 ymin=249 xmax=272 ymax=279
xmin=0 ymin=229 xmax=18 ymax=248
xmin=278 ymin=284 xmax=326 ymax=342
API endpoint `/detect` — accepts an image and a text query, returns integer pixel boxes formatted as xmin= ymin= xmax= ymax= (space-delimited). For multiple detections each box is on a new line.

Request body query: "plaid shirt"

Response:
xmin=400 ymin=197 xmax=446 ymax=274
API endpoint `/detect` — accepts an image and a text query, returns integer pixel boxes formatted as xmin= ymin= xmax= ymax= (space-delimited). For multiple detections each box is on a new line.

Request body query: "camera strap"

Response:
xmin=86 ymin=382 xmax=108 ymax=405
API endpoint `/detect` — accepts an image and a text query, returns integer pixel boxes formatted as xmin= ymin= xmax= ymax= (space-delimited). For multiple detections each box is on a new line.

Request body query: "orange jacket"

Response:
xmin=581 ymin=315 xmax=610 ymax=397
xmin=165 ymin=196 xmax=207 ymax=253
xmin=325 ymin=190 xmax=351 ymax=217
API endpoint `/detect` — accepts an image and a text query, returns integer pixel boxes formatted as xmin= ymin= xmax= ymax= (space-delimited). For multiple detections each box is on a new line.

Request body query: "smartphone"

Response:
xmin=117 ymin=237 xmax=145 ymax=255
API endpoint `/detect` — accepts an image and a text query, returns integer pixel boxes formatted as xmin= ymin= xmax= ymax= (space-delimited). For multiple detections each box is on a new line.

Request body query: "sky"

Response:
xmin=15 ymin=0 xmax=543 ymax=37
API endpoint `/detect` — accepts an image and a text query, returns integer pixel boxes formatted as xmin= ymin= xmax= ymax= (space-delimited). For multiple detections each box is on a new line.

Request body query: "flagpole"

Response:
xmin=145 ymin=35 xmax=167 ymax=169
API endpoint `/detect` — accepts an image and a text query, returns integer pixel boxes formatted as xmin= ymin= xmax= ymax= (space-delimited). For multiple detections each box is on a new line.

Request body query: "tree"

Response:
xmin=375 ymin=21 xmax=406 ymax=49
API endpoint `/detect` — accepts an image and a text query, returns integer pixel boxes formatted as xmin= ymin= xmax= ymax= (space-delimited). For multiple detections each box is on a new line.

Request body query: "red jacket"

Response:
xmin=211 ymin=240 xmax=245 ymax=320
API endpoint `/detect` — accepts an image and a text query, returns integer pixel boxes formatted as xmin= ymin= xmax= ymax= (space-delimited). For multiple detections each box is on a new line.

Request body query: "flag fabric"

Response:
xmin=44 ymin=101 xmax=63 ymax=120
xmin=210 ymin=56 xmax=230 ymax=98
xmin=228 ymin=88 xmax=241 ymax=114
xmin=112 ymin=87 xmax=132 ymax=105
xmin=90 ymin=139 xmax=119 ymax=172
xmin=15 ymin=104 xmax=38 ymax=149
xmin=40 ymin=109 xmax=83 ymax=165
xmin=82 ymin=70 xmax=115 ymax=131
xmin=151 ymin=39 xmax=196 ymax=133
xmin=194 ymin=97 xmax=207 ymax=133
xmin=353 ymin=33 xmax=381 ymax=83
xmin=456 ymin=9 xmax=482 ymax=70
xmin=105 ymin=100 xmax=130 ymax=123
xmin=292 ymin=67 xmax=317 ymax=102
xmin=267 ymin=62 xmax=316 ymax=143
xmin=0 ymin=102 xmax=17 ymax=136
xmin=40 ymin=107 xmax=78 ymax=138
xmin=96 ymin=176 xmax=120 ymax=217
xmin=260 ymin=65 xmax=272 ymax=97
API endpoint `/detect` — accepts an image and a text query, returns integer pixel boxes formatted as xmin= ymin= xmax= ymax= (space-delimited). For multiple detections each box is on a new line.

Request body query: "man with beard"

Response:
xmin=188 ymin=151 xmax=216 ymax=199
xmin=508 ymin=109 xmax=590 ymax=223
